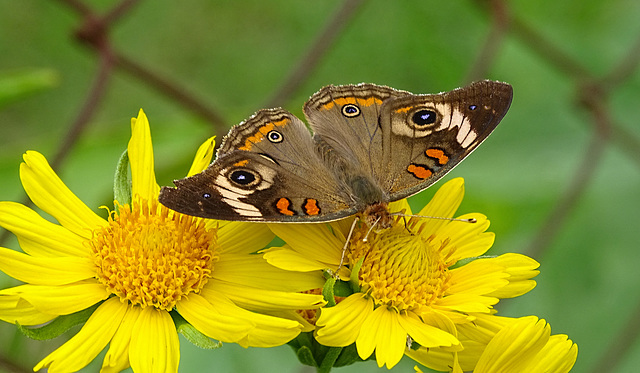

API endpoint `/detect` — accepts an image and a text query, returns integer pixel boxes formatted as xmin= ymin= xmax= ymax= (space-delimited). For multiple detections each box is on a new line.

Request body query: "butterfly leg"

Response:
xmin=335 ymin=217 xmax=359 ymax=278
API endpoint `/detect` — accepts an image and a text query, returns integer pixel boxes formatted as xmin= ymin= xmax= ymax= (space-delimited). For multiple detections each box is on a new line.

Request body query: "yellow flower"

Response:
xmin=0 ymin=110 xmax=324 ymax=373
xmin=411 ymin=316 xmax=578 ymax=373
xmin=264 ymin=178 xmax=540 ymax=369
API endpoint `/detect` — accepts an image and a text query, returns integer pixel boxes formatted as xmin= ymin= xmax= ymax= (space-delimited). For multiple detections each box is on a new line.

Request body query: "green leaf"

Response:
xmin=18 ymin=302 xmax=100 ymax=340
xmin=322 ymin=276 xmax=337 ymax=307
xmin=171 ymin=311 xmax=222 ymax=349
xmin=0 ymin=68 xmax=59 ymax=109
xmin=113 ymin=149 xmax=132 ymax=208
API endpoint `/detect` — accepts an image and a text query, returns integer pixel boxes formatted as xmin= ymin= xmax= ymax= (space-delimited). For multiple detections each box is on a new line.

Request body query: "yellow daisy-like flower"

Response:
xmin=264 ymin=178 xmax=540 ymax=369
xmin=412 ymin=315 xmax=578 ymax=373
xmin=0 ymin=110 xmax=324 ymax=372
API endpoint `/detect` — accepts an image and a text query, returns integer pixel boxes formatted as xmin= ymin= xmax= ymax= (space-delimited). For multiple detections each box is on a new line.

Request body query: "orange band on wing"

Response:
xmin=407 ymin=164 xmax=433 ymax=180
xmin=239 ymin=119 xmax=289 ymax=151
xmin=303 ymin=198 xmax=320 ymax=216
xmin=425 ymin=148 xmax=449 ymax=165
xmin=321 ymin=96 xmax=382 ymax=111
xmin=276 ymin=197 xmax=295 ymax=216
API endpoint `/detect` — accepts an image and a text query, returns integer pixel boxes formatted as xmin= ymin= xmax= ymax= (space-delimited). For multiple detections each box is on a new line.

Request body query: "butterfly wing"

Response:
xmin=378 ymin=80 xmax=513 ymax=201
xmin=159 ymin=108 xmax=356 ymax=221
xmin=303 ymin=83 xmax=411 ymax=185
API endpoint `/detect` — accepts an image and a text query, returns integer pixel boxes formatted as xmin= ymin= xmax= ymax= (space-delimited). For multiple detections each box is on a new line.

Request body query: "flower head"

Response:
xmin=0 ymin=110 xmax=324 ymax=372
xmin=265 ymin=178 xmax=540 ymax=368
xmin=411 ymin=315 xmax=578 ymax=373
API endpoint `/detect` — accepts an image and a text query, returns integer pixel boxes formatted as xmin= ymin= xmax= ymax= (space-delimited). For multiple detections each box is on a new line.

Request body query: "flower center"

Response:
xmin=348 ymin=218 xmax=453 ymax=312
xmin=89 ymin=198 xmax=218 ymax=310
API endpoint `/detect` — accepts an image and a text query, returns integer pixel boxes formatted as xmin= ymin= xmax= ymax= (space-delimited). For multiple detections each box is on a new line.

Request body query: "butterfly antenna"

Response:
xmin=362 ymin=216 xmax=382 ymax=243
xmin=391 ymin=213 xmax=477 ymax=223
xmin=335 ymin=217 xmax=359 ymax=278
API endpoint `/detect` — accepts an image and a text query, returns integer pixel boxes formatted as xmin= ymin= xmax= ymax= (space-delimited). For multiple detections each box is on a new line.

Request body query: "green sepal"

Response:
xmin=171 ymin=311 xmax=222 ymax=349
xmin=288 ymin=332 xmax=318 ymax=367
xmin=288 ymin=332 xmax=364 ymax=372
xmin=18 ymin=302 xmax=100 ymax=340
xmin=322 ymin=275 xmax=337 ymax=307
xmin=349 ymin=257 xmax=364 ymax=293
xmin=113 ymin=149 xmax=132 ymax=208
xmin=333 ymin=343 xmax=361 ymax=367
xmin=332 ymin=279 xmax=353 ymax=298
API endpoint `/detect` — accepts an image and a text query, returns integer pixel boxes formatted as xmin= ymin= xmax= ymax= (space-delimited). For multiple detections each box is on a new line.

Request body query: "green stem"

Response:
xmin=317 ymin=346 xmax=342 ymax=373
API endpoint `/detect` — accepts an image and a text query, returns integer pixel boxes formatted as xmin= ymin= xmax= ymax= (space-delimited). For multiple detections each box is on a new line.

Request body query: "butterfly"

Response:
xmin=159 ymin=80 xmax=513 ymax=228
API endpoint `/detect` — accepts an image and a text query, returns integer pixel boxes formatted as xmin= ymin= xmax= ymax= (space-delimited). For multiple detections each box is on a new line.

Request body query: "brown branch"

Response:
xmin=590 ymin=297 xmax=640 ymax=373
xmin=0 ymin=354 xmax=31 ymax=373
xmin=54 ymin=0 xmax=230 ymax=136
xmin=599 ymin=33 xmax=640 ymax=92
xmin=51 ymin=49 xmax=115 ymax=170
xmin=525 ymin=82 xmax=611 ymax=259
xmin=263 ymin=0 xmax=369 ymax=108
xmin=510 ymin=16 xmax=591 ymax=81
xmin=114 ymin=52 xmax=229 ymax=137
xmin=465 ymin=0 xmax=510 ymax=83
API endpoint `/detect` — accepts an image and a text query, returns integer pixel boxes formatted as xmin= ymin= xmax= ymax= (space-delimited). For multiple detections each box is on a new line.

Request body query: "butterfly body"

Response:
xmin=159 ymin=80 xmax=513 ymax=226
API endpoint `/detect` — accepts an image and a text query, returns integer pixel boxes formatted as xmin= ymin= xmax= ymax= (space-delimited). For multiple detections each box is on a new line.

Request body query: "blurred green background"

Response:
xmin=1 ymin=0 xmax=639 ymax=372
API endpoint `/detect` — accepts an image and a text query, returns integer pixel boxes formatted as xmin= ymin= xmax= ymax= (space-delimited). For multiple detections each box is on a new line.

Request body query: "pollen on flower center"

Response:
xmin=348 ymin=218 xmax=452 ymax=312
xmin=89 ymin=198 xmax=218 ymax=310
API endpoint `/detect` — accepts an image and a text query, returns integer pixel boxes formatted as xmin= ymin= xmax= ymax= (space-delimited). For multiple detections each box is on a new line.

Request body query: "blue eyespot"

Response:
xmin=341 ymin=104 xmax=361 ymax=118
xmin=229 ymin=169 xmax=258 ymax=186
xmin=203 ymin=193 xmax=211 ymax=199
xmin=411 ymin=109 xmax=437 ymax=126
xmin=267 ymin=130 xmax=283 ymax=143
xmin=469 ymin=105 xmax=477 ymax=110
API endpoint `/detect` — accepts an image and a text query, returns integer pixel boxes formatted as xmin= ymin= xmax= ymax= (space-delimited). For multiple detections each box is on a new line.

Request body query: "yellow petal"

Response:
xmin=485 ymin=254 xmax=540 ymax=298
xmin=0 ymin=247 xmax=94 ymax=285
xmin=437 ymin=214 xmax=494 ymax=259
xmin=475 ymin=316 xmax=550 ymax=373
xmin=447 ymin=260 xmax=510 ymax=296
xmin=398 ymin=312 xmax=459 ymax=348
xmin=435 ymin=294 xmax=498 ymax=313
xmin=216 ymin=221 xmax=275 ymax=255
xmin=20 ymin=151 xmax=106 ymax=238
xmin=205 ymin=280 xmax=325 ymax=312
xmin=356 ymin=306 xmax=406 ymax=368
xmin=102 ymin=306 xmax=138 ymax=373
xmin=180 ymin=291 xmax=305 ymax=347
xmin=34 ymin=297 xmax=127 ymax=373
xmin=177 ymin=292 xmax=253 ymax=343
xmin=417 ymin=178 xmax=465 ymax=234
xmin=262 ymin=246 xmax=331 ymax=272
xmin=0 ymin=202 xmax=87 ymax=257
xmin=3 ymin=281 xmax=110 ymax=315
xmin=529 ymin=334 xmax=578 ymax=373
xmin=0 ymin=294 xmax=56 ymax=325
xmin=316 ymin=293 xmax=372 ymax=347
xmin=389 ymin=198 xmax=412 ymax=215
xmin=268 ymin=222 xmax=343 ymax=265
xmin=214 ymin=251 xmax=324 ymax=292
xmin=128 ymin=109 xmax=160 ymax=201
xmin=130 ymin=306 xmax=179 ymax=373
xmin=187 ymin=136 xmax=216 ymax=176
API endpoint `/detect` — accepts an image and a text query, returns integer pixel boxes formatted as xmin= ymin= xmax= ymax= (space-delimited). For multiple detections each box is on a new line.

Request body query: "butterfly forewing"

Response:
xmin=159 ymin=108 xmax=355 ymax=222
xmin=379 ymin=80 xmax=513 ymax=201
